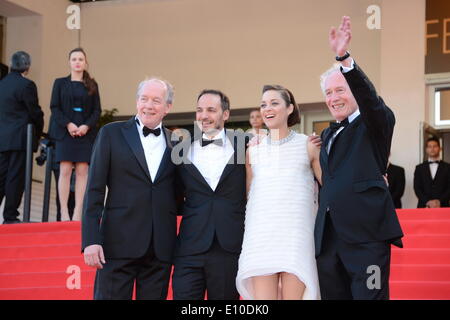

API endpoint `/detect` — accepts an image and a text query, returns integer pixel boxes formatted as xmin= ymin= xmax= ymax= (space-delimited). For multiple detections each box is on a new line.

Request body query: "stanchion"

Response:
xmin=23 ymin=123 xmax=34 ymax=223
xmin=42 ymin=145 xmax=53 ymax=222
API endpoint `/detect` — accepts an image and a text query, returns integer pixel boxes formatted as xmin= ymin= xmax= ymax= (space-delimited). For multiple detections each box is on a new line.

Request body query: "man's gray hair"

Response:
xmin=10 ymin=51 xmax=31 ymax=73
xmin=320 ymin=63 xmax=342 ymax=94
xmin=136 ymin=77 xmax=174 ymax=105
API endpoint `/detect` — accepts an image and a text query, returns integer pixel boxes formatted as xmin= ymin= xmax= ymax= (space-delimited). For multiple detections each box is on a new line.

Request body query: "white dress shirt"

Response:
xmin=135 ymin=117 xmax=166 ymax=182
xmin=187 ymin=129 xmax=234 ymax=191
xmin=428 ymin=159 xmax=440 ymax=180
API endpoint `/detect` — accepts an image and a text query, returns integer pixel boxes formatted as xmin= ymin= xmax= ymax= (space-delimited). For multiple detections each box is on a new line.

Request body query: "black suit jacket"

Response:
xmin=82 ymin=117 xmax=179 ymax=262
xmin=175 ymin=130 xmax=248 ymax=257
xmin=387 ymin=163 xmax=405 ymax=209
xmin=414 ymin=161 xmax=450 ymax=208
xmin=0 ymin=63 xmax=8 ymax=80
xmin=0 ymin=71 xmax=44 ymax=152
xmin=314 ymin=63 xmax=403 ymax=257
xmin=48 ymin=76 xmax=101 ymax=142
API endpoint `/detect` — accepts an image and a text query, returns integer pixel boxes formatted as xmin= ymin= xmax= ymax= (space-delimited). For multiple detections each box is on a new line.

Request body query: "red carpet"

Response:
xmin=0 ymin=209 xmax=449 ymax=300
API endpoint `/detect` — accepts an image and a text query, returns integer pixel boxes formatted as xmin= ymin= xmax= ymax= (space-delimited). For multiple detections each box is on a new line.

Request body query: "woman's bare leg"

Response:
xmin=280 ymin=272 xmax=305 ymax=300
xmin=72 ymin=162 xmax=89 ymax=221
xmin=252 ymin=274 xmax=280 ymax=300
xmin=58 ymin=161 xmax=73 ymax=221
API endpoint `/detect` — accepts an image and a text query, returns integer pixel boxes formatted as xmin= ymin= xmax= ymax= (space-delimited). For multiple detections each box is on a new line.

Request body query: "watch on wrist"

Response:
xmin=335 ymin=51 xmax=350 ymax=61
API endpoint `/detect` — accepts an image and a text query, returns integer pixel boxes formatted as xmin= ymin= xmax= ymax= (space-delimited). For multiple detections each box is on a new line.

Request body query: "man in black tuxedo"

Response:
xmin=82 ymin=78 xmax=179 ymax=300
xmin=314 ymin=17 xmax=403 ymax=300
xmin=0 ymin=51 xmax=44 ymax=224
xmin=387 ymin=160 xmax=406 ymax=209
xmin=414 ymin=137 xmax=450 ymax=208
xmin=172 ymin=89 xmax=247 ymax=300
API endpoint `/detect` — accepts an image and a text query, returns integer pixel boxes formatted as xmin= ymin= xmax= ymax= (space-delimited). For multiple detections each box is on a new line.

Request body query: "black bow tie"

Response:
xmin=143 ymin=126 xmax=161 ymax=137
xmin=429 ymin=161 xmax=440 ymax=164
xmin=330 ymin=118 xmax=349 ymax=132
xmin=201 ymin=138 xmax=223 ymax=147
xmin=135 ymin=118 xmax=161 ymax=137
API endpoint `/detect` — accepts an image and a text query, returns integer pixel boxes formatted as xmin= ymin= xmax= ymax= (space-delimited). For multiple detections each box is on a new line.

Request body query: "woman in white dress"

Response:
xmin=236 ymin=85 xmax=322 ymax=300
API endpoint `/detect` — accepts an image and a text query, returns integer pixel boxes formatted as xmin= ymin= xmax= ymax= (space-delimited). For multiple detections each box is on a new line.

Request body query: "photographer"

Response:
xmin=0 ymin=51 xmax=44 ymax=224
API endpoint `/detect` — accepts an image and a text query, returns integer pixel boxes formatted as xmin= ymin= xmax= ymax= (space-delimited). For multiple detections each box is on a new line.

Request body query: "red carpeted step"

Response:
xmin=0 ymin=222 xmax=80 ymax=234
xmin=390 ymin=264 xmax=450 ymax=281
xmin=399 ymin=220 xmax=450 ymax=235
xmin=390 ymin=281 xmax=450 ymax=300
xmin=0 ymin=256 xmax=88 ymax=273
xmin=0 ymin=270 xmax=96 ymax=289
xmin=0 ymin=231 xmax=80 ymax=246
xmin=396 ymin=208 xmax=450 ymax=220
xmin=0 ymin=244 xmax=81 ymax=259
xmin=0 ymin=286 xmax=93 ymax=300
xmin=401 ymin=234 xmax=450 ymax=248
xmin=391 ymin=248 xmax=450 ymax=264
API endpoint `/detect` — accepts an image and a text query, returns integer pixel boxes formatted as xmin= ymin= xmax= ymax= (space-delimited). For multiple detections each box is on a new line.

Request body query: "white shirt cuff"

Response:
xmin=341 ymin=58 xmax=355 ymax=73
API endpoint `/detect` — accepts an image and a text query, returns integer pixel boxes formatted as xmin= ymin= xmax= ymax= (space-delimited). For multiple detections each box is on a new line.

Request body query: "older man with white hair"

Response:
xmin=82 ymin=78 xmax=180 ymax=300
xmin=314 ymin=16 xmax=404 ymax=300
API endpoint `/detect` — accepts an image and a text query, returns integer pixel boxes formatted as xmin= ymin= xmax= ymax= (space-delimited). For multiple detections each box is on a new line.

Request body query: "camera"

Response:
xmin=35 ymin=136 xmax=54 ymax=166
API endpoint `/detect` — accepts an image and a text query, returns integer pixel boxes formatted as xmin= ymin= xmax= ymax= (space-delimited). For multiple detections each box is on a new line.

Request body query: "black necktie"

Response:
xmin=143 ymin=126 xmax=161 ymax=137
xmin=201 ymin=138 xmax=223 ymax=147
xmin=429 ymin=161 xmax=440 ymax=164
xmin=329 ymin=118 xmax=349 ymax=133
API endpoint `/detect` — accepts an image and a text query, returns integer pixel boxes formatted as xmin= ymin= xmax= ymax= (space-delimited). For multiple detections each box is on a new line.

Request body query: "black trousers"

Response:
xmin=0 ymin=151 xmax=26 ymax=222
xmin=316 ymin=214 xmax=391 ymax=300
xmin=172 ymin=237 xmax=240 ymax=300
xmin=93 ymin=242 xmax=172 ymax=300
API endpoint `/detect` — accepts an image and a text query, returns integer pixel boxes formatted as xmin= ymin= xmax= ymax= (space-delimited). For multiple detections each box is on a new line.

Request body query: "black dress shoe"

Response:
xmin=3 ymin=219 xmax=22 ymax=225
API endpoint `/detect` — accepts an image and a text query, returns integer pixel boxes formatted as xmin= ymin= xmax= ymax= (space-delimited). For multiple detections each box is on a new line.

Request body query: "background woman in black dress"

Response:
xmin=49 ymin=48 xmax=101 ymax=221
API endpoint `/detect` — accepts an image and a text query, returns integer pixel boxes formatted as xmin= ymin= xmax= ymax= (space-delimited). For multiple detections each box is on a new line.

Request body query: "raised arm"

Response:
xmin=329 ymin=16 xmax=395 ymax=172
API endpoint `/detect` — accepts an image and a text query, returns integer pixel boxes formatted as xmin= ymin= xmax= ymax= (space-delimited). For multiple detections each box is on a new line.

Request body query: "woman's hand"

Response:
xmin=67 ymin=122 xmax=79 ymax=137
xmin=308 ymin=132 xmax=322 ymax=148
xmin=76 ymin=125 xmax=90 ymax=137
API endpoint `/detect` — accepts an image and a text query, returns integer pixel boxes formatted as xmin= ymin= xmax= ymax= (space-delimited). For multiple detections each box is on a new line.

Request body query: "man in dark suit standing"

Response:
xmin=314 ymin=17 xmax=403 ymax=300
xmin=387 ymin=160 xmax=406 ymax=209
xmin=82 ymin=78 xmax=179 ymax=300
xmin=172 ymin=89 xmax=247 ymax=300
xmin=0 ymin=62 xmax=8 ymax=80
xmin=0 ymin=51 xmax=44 ymax=224
xmin=414 ymin=137 xmax=450 ymax=208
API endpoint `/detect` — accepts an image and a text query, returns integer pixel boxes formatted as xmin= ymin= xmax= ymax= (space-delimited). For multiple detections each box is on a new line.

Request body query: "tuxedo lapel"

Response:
xmin=121 ymin=117 xmax=152 ymax=182
xmin=153 ymin=127 xmax=173 ymax=183
xmin=435 ymin=162 xmax=444 ymax=181
xmin=182 ymin=137 xmax=214 ymax=191
xmin=216 ymin=129 xmax=237 ymax=187
xmin=328 ymin=116 xmax=361 ymax=171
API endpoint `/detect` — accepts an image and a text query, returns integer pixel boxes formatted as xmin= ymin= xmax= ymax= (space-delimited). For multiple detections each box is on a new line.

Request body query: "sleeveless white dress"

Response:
xmin=236 ymin=131 xmax=321 ymax=300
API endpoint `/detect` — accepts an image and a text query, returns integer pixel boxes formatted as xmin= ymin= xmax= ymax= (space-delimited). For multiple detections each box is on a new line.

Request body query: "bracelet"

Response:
xmin=335 ymin=51 xmax=350 ymax=61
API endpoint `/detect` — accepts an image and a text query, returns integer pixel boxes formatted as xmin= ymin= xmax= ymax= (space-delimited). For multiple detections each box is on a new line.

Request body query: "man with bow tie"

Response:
xmin=314 ymin=16 xmax=403 ymax=300
xmin=172 ymin=89 xmax=248 ymax=300
xmin=82 ymin=78 xmax=179 ymax=300
xmin=414 ymin=137 xmax=450 ymax=208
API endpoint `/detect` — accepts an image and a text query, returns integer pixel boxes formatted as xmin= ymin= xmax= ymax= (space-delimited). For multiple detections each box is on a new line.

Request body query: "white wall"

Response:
xmin=380 ymin=0 xmax=426 ymax=208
